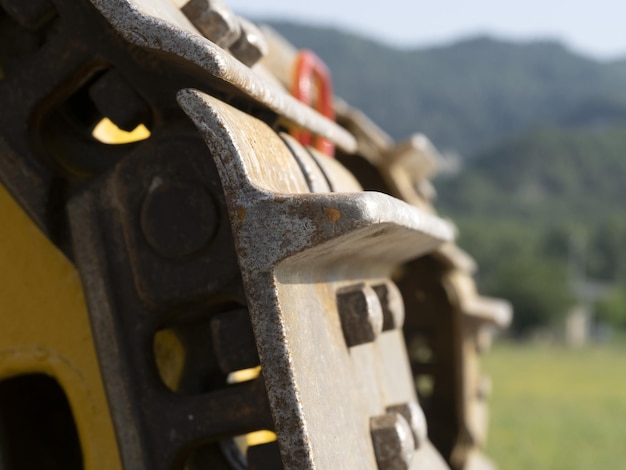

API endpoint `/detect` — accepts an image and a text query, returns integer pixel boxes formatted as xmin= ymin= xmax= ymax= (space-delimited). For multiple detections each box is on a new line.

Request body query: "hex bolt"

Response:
xmin=386 ymin=401 xmax=428 ymax=450
xmin=141 ymin=178 xmax=218 ymax=259
xmin=370 ymin=412 xmax=415 ymax=469
xmin=229 ymin=17 xmax=268 ymax=67
xmin=182 ymin=0 xmax=241 ymax=48
xmin=336 ymin=283 xmax=383 ymax=347
xmin=372 ymin=281 xmax=405 ymax=331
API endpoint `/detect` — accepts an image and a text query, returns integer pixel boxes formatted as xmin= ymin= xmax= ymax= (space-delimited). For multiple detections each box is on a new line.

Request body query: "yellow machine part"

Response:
xmin=0 ymin=182 xmax=121 ymax=468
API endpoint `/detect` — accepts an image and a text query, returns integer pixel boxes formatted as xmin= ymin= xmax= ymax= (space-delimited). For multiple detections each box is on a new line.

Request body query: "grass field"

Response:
xmin=483 ymin=340 xmax=626 ymax=469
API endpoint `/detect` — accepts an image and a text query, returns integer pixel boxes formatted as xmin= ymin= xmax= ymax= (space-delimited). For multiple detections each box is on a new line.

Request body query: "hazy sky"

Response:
xmin=228 ymin=0 xmax=625 ymax=59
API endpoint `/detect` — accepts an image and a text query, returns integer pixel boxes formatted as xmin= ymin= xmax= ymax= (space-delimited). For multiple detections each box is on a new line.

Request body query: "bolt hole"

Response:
xmin=153 ymin=328 xmax=186 ymax=392
xmin=153 ymin=321 xmax=225 ymax=395
xmin=408 ymin=335 xmax=434 ymax=363
xmin=416 ymin=374 xmax=435 ymax=399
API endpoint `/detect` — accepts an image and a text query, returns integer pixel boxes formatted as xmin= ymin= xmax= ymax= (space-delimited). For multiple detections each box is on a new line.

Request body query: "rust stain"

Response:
xmin=237 ymin=206 xmax=246 ymax=222
xmin=325 ymin=207 xmax=341 ymax=223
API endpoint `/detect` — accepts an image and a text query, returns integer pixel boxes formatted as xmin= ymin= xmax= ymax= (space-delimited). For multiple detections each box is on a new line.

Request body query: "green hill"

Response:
xmin=438 ymin=125 xmax=626 ymax=221
xmin=437 ymin=124 xmax=626 ymax=310
xmin=265 ymin=21 xmax=626 ymax=156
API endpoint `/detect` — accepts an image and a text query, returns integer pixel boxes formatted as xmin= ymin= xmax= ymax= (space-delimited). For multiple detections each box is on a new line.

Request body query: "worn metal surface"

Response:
xmin=380 ymin=134 xmax=440 ymax=208
xmin=387 ymin=401 xmax=428 ymax=450
xmin=68 ymin=129 xmax=274 ymax=468
xmin=89 ymin=0 xmax=356 ymax=152
xmin=178 ymin=89 xmax=453 ymax=469
xmin=370 ymin=412 xmax=415 ymax=469
xmin=374 ymin=280 xmax=406 ymax=331
xmin=392 ymin=245 xmax=511 ymax=470
xmin=0 ymin=0 xmax=363 ymax=466
xmin=337 ymin=283 xmax=385 ymax=347
xmin=230 ymin=17 xmax=268 ymax=67
xmin=182 ymin=0 xmax=241 ymax=48
xmin=318 ymin=78 xmax=512 ymax=469
xmin=0 ymin=0 xmax=510 ymax=468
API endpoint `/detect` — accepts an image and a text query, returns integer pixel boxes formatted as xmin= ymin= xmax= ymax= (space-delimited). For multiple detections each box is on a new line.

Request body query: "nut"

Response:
xmin=372 ymin=281 xmax=405 ymax=330
xmin=386 ymin=401 xmax=427 ymax=450
xmin=141 ymin=178 xmax=218 ymax=259
xmin=229 ymin=17 xmax=268 ymax=67
xmin=370 ymin=412 xmax=415 ymax=469
xmin=182 ymin=0 xmax=241 ymax=48
xmin=336 ymin=283 xmax=383 ymax=347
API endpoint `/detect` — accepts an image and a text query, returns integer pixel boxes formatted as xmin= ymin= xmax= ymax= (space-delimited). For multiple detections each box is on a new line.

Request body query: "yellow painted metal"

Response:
xmin=154 ymin=328 xmax=186 ymax=391
xmin=92 ymin=117 xmax=151 ymax=144
xmin=0 ymin=182 xmax=122 ymax=468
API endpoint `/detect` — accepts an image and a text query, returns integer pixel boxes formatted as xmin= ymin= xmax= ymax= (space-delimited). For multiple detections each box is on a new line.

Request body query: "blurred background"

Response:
xmin=232 ymin=1 xmax=626 ymax=468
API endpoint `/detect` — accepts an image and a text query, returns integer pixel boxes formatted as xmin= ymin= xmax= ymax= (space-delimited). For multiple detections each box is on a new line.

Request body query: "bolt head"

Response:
xmin=182 ymin=0 xmax=241 ymax=48
xmin=370 ymin=412 xmax=415 ymax=469
xmin=372 ymin=281 xmax=405 ymax=331
xmin=336 ymin=283 xmax=383 ymax=347
xmin=141 ymin=179 xmax=218 ymax=259
xmin=229 ymin=17 xmax=268 ymax=67
xmin=386 ymin=402 xmax=427 ymax=450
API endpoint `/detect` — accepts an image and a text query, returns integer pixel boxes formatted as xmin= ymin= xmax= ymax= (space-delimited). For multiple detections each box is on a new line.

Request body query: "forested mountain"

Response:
xmin=437 ymin=122 xmax=626 ymax=282
xmin=439 ymin=121 xmax=626 ymax=334
xmin=438 ymin=125 xmax=626 ymax=221
xmin=266 ymin=21 xmax=626 ymax=157
xmin=260 ymin=20 xmax=626 ymax=335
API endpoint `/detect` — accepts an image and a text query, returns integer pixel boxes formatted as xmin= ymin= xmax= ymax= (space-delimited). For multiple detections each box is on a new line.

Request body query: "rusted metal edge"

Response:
xmin=176 ymin=88 xmax=456 ymax=468
xmin=176 ymin=88 xmax=455 ymax=268
xmin=88 ymin=0 xmax=357 ymax=153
